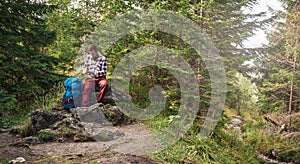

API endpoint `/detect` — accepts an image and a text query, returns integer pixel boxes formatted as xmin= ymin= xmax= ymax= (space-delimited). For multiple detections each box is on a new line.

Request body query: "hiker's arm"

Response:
xmin=83 ymin=55 xmax=91 ymax=74
xmin=94 ymin=58 xmax=107 ymax=77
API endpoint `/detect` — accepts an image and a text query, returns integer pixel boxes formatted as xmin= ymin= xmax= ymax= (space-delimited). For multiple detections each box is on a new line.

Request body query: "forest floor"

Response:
xmin=1 ymin=108 xmax=299 ymax=163
xmin=0 ymin=123 xmax=161 ymax=163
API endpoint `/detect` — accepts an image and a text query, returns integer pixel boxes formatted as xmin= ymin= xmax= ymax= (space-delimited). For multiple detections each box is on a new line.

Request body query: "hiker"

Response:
xmin=81 ymin=44 xmax=108 ymax=107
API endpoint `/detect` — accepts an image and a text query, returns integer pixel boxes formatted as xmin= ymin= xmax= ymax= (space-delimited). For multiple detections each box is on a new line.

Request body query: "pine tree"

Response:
xmin=257 ymin=0 xmax=299 ymax=113
xmin=0 ymin=0 xmax=62 ymax=109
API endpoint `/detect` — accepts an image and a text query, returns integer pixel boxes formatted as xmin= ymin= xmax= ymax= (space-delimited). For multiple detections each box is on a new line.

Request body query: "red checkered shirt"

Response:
xmin=83 ymin=53 xmax=107 ymax=78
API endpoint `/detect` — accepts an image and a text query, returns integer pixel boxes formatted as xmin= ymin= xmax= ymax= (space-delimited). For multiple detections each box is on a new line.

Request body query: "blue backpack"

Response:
xmin=62 ymin=77 xmax=83 ymax=110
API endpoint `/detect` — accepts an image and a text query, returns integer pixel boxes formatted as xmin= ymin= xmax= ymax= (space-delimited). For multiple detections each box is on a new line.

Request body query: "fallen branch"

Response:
xmin=264 ymin=116 xmax=280 ymax=126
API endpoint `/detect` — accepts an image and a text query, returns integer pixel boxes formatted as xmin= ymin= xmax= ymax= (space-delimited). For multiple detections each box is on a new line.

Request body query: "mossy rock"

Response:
xmin=102 ymin=104 xmax=134 ymax=126
xmin=76 ymin=104 xmax=134 ymax=126
xmin=19 ymin=120 xmax=37 ymax=137
xmin=30 ymin=110 xmax=67 ymax=131
xmin=37 ymin=129 xmax=58 ymax=141
xmin=57 ymin=125 xmax=81 ymax=138
xmin=73 ymin=132 xmax=93 ymax=142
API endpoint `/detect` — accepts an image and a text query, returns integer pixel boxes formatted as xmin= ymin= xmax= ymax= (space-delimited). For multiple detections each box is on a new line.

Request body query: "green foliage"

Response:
xmin=129 ymin=65 xmax=180 ymax=114
xmin=38 ymin=130 xmax=57 ymax=141
xmin=227 ymin=72 xmax=259 ymax=112
xmin=19 ymin=119 xmax=36 ymax=137
xmin=257 ymin=1 xmax=299 ymax=113
xmin=143 ymin=115 xmax=170 ymax=131
xmin=151 ymin=115 xmax=260 ymax=163
xmin=57 ymin=125 xmax=78 ymax=138
xmin=277 ymin=145 xmax=300 ymax=163
xmin=46 ymin=0 xmax=93 ymax=74
xmin=0 ymin=1 xmax=64 ymax=113
xmin=0 ymin=82 xmax=64 ymax=129
xmin=241 ymin=119 xmax=300 ymax=163
xmin=0 ymin=90 xmax=17 ymax=111
xmin=148 ymin=109 xmax=300 ymax=163
xmin=0 ymin=113 xmax=29 ymax=130
xmin=32 ymin=82 xmax=65 ymax=110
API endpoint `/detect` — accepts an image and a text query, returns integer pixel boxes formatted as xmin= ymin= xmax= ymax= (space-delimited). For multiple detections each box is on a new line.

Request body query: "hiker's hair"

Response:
xmin=89 ymin=44 xmax=98 ymax=52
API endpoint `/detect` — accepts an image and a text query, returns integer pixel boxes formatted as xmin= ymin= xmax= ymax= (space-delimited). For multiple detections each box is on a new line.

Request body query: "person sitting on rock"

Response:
xmin=81 ymin=44 xmax=108 ymax=107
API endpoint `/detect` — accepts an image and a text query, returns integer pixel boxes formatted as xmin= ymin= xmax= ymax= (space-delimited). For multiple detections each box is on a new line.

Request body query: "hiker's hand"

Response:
xmin=87 ymin=71 xmax=94 ymax=75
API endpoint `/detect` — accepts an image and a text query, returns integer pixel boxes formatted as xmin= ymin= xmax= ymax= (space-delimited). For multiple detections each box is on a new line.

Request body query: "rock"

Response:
xmin=52 ymin=117 xmax=84 ymax=132
xmin=94 ymin=84 xmax=134 ymax=105
xmin=102 ymin=104 xmax=134 ymax=126
xmin=93 ymin=130 xmax=115 ymax=141
xmin=115 ymin=130 xmax=125 ymax=137
xmin=90 ymin=127 xmax=125 ymax=142
xmin=9 ymin=126 xmax=21 ymax=135
xmin=92 ymin=84 xmax=115 ymax=105
xmin=9 ymin=140 xmax=26 ymax=147
xmin=9 ymin=157 xmax=26 ymax=163
xmin=57 ymin=137 xmax=64 ymax=143
xmin=257 ymin=154 xmax=283 ymax=164
xmin=23 ymin=136 xmax=40 ymax=144
xmin=30 ymin=110 xmax=67 ymax=131
xmin=230 ymin=118 xmax=242 ymax=126
xmin=73 ymin=133 xmax=94 ymax=142
xmin=76 ymin=104 xmax=108 ymax=124
xmin=101 ymin=85 xmax=115 ymax=105
xmin=225 ymin=115 xmax=244 ymax=139
xmin=75 ymin=103 xmax=134 ymax=126
xmin=81 ymin=122 xmax=106 ymax=134
xmin=226 ymin=115 xmax=244 ymax=128
xmin=22 ymin=98 xmax=132 ymax=143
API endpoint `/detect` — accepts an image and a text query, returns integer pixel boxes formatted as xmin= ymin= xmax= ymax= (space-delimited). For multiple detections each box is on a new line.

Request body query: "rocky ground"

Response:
xmin=0 ymin=103 xmax=161 ymax=163
xmin=0 ymin=126 xmax=159 ymax=163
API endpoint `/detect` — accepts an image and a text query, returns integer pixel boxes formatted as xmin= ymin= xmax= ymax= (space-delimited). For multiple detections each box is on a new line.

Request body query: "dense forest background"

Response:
xmin=0 ymin=0 xmax=299 ymax=163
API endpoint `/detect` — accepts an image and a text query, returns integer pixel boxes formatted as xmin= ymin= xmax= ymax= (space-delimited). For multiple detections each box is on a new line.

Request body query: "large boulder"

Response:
xmin=101 ymin=85 xmax=115 ymax=105
xmin=75 ymin=103 xmax=134 ymax=126
xmin=30 ymin=110 xmax=68 ymax=131
xmin=74 ymin=103 xmax=130 ymax=141
xmin=93 ymin=84 xmax=133 ymax=106
xmin=16 ymin=92 xmax=134 ymax=143
xmin=91 ymin=84 xmax=115 ymax=105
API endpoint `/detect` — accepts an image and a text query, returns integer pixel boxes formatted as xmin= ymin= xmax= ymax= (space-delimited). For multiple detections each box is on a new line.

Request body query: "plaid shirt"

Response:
xmin=83 ymin=53 xmax=107 ymax=78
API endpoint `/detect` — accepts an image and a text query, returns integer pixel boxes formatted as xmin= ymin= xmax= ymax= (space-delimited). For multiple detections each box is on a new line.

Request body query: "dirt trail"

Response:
xmin=0 ymin=123 xmax=161 ymax=163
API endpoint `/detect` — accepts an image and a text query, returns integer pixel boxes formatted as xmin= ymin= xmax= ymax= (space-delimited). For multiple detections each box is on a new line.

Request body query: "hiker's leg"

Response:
xmin=81 ymin=78 xmax=96 ymax=107
xmin=96 ymin=77 xmax=108 ymax=103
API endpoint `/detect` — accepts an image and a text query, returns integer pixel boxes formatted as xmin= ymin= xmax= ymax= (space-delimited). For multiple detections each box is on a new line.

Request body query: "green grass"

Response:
xmin=0 ymin=82 xmax=64 ymax=130
xmin=142 ymin=114 xmax=170 ymax=131
xmin=241 ymin=118 xmax=300 ymax=163
xmin=37 ymin=130 xmax=57 ymax=141
xmin=0 ymin=159 xmax=10 ymax=163
xmin=145 ymin=109 xmax=300 ymax=163
xmin=142 ymin=111 xmax=259 ymax=163
xmin=0 ymin=111 xmax=30 ymax=130
xmin=150 ymin=127 xmax=260 ymax=163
